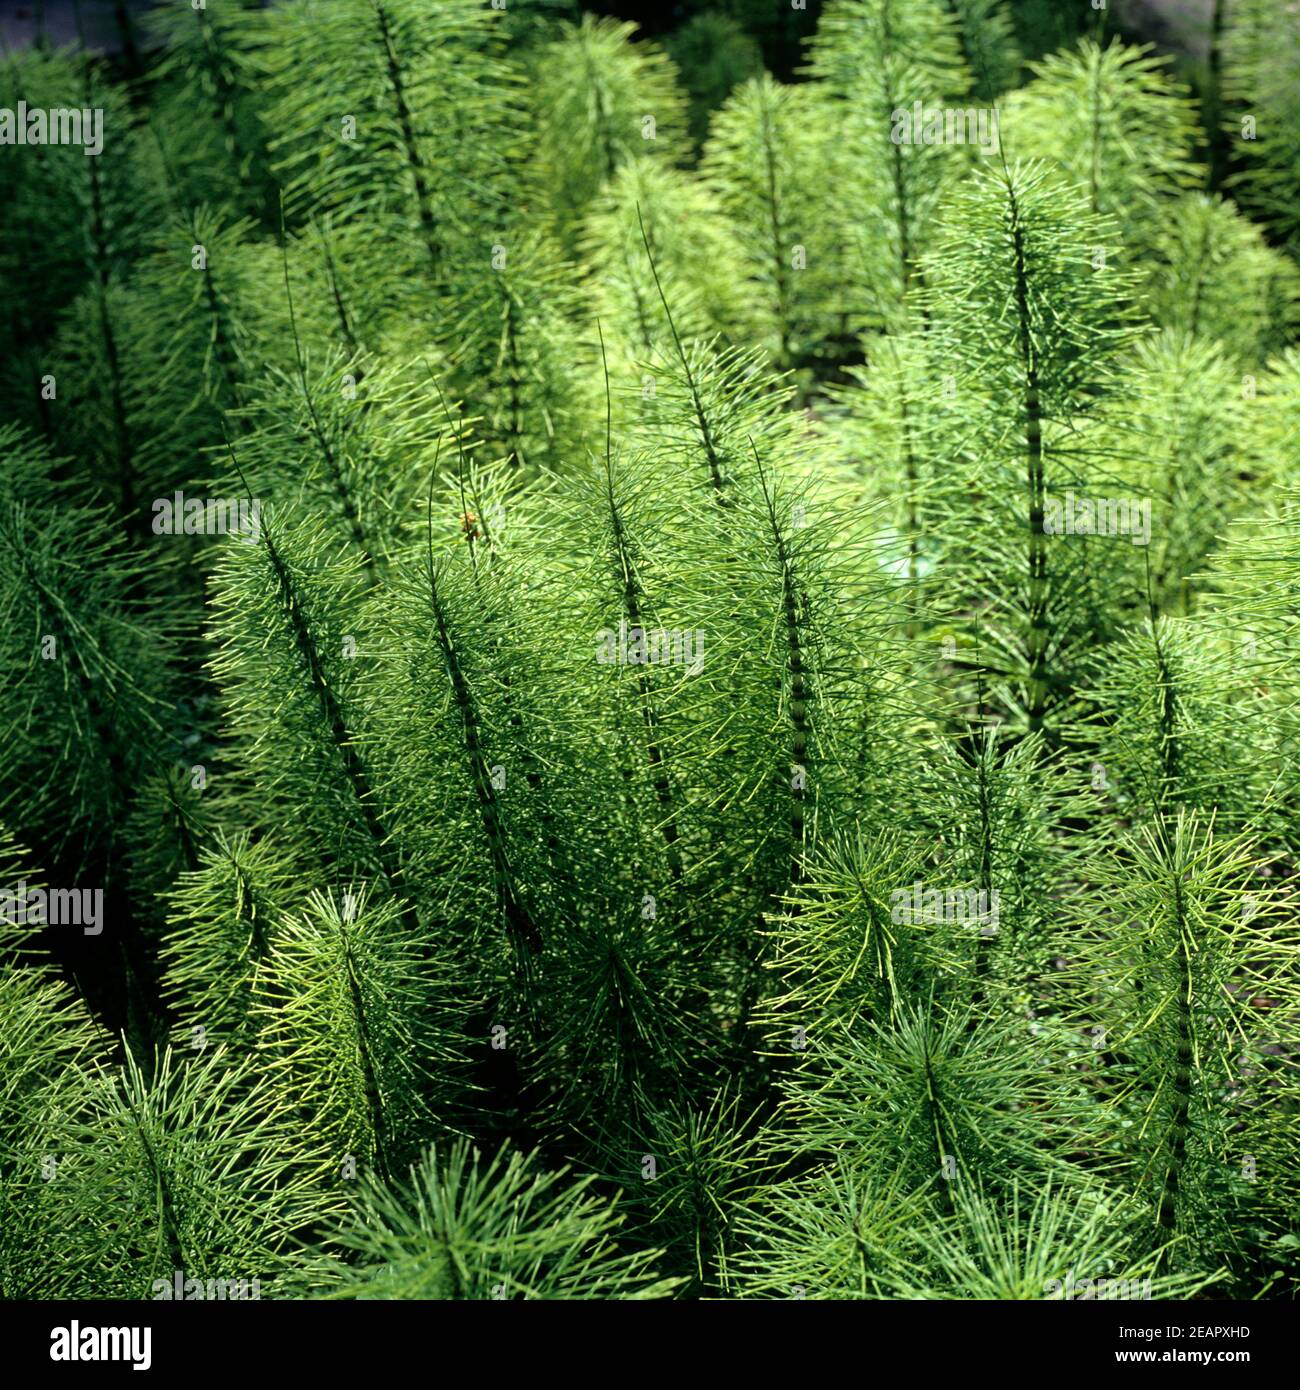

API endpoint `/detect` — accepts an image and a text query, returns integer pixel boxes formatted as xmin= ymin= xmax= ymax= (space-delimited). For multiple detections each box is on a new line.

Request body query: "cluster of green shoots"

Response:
xmin=0 ymin=0 xmax=1297 ymax=1300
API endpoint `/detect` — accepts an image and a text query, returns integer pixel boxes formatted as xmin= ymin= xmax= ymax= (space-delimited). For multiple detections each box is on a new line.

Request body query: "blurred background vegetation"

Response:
xmin=1 ymin=2 xmax=1228 ymax=157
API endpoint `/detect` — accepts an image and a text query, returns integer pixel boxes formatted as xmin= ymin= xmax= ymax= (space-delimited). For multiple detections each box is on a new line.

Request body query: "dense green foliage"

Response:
xmin=0 ymin=0 xmax=1297 ymax=1302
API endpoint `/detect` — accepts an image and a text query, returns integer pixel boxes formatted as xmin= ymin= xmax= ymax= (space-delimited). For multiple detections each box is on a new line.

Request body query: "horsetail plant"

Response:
xmin=0 ymin=0 xmax=1296 ymax=1311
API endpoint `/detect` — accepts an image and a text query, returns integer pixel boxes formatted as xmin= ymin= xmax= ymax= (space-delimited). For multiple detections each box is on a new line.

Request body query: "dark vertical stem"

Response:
xmin=923 ymin=1048 xmax=957 ymax=1215
xmin=112 ymin=0 xmax=144 ymax=92
xmin=639 ymin=208 xmax=730 ymax=500
xmin=1206 ymin=0 xmax=1229 ymax=192
xmin=374 ymin=1 xmax=441 ymax=273
xmin=195 ymin=219 xmax=245 ymax=423
xmin=317 ymin=225 xmax=362 ymax=365
xmin=260 ymin=526 xmax=405 ymax=908
xmin=502 ymin=293 xmax=526 ymax=470
xmin=965 ymin=736 xmax=997 ymax=1021
xmin=282 ymin=241 xmax=377 ymax=573
xmin=424 ymin=556 xmax=542 ymax=953
xmin=1006 ymin=180 xmax=1050 ymax=740
xmin=756 ymin=80 xmax=792 ymax=369
xmin=603 ymin=466 xmax=684 ymax=883
xmin=1087 ymin=44 xmax=1103 ymax=217
xmin=1157 ymin=872 xmax=1192 ymax=1235
xmin=82 ymin=62 xmax=135 ymax=529
xmin=753 ymin=444 xmax=811 ymax=889
xmin=1151 ymin=621 xmax=1182 ymax=808
xmin=341 ymin=932 xmax=391 ymax=1181
xmin=123 ymin=1087 xmax=189 ymax=1275
xmin=896 ymin=376 xmax=921 ymax=631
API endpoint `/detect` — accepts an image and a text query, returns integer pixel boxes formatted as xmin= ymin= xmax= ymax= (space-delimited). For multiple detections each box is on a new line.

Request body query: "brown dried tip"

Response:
xmin=460 ymin=511 xmax=479 ymax=539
